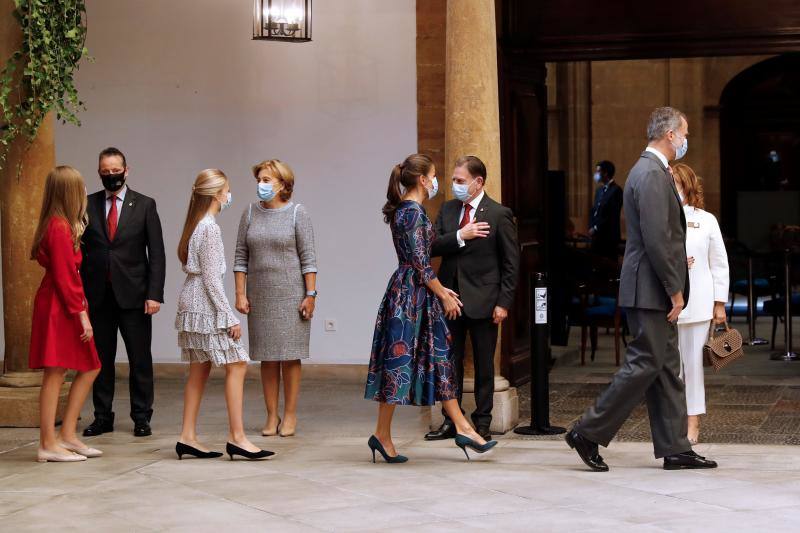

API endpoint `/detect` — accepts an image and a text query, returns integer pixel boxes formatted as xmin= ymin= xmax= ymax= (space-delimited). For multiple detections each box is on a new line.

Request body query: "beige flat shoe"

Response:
xmin=61 ymin=442 xmax=103 ymax=458
xmin=37 ymin=449 xmax=87 ymax=463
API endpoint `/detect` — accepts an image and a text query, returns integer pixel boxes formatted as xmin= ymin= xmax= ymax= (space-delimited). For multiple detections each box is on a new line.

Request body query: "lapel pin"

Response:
xmin=129 ymin=202 xmax=133 ymax=206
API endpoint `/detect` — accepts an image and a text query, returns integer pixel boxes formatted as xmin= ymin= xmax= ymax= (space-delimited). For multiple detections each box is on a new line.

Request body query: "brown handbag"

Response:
xmin=703 ymin=321 xmax=744 ymax=371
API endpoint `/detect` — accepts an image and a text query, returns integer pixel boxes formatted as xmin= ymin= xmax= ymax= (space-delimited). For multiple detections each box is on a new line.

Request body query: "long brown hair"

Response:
xmin=672 ymin=163 xmax=705 ymax=210
xmin=382 ymin=153 xmax=433 ymax=224
xmin=177 ymin=169 xmax=228 ymax=264
xmin=30 ymin=166 xmax=88 ymax=259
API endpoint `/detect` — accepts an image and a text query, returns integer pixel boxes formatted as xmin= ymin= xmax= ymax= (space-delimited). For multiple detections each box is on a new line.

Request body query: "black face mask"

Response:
xmin=100 ymin=171 xmax=126 ymax=192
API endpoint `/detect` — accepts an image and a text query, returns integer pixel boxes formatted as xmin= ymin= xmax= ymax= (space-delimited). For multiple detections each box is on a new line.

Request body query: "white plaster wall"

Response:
xmin=55 ymin=0 xmax=417 ymax=364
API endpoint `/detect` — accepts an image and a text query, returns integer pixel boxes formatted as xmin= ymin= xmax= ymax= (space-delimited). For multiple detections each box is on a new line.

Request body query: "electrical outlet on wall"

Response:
xmin=324 ymin=319 xmax=337 ymax=332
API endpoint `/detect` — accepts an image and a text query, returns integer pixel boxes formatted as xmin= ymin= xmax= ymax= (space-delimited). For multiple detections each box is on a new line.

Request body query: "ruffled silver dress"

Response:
xmin=175 ymin=215 xmax=249 ymax=366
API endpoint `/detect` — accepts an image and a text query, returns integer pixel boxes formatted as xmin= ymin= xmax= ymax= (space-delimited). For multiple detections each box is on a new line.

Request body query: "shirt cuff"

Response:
xmin=456 ymin=230 xmax=466 ymax=248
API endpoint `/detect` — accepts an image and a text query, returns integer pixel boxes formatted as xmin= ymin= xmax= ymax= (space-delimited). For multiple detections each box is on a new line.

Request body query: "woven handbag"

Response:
xmin=703 ymin=321 xmax=744 ymax=371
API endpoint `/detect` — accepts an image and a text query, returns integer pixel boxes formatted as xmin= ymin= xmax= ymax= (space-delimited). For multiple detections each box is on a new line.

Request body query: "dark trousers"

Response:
xmin=575 ymin=307 xmax=690 ymax=458
xmin=90 ymin=284 xmax=154 ymax=424
xmin=442 ymin=314 xmax=498 ymax=429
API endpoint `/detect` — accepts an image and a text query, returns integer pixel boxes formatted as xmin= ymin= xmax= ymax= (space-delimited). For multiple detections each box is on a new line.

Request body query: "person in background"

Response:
xmin=365 ymin=153 xmax=497 ymax=462
xmin=174 ymin=169 xmax=273 ymax=461
xmin=672 ymin=163 xmax=729 ymax=444
xmin=30 ymin=166 xmax=102 ymax=462
xmin=234 ymin=159 xmax=317 ymax=438
xmin=589 ymin=160 xmax=623 ymax=260
xmin=81 ymin=147 xmax=165 ymax=438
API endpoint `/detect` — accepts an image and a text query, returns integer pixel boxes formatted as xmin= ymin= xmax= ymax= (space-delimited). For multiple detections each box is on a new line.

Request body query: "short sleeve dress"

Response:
xmin=364 ymin=201 xmax=458 ymax=405
xmin=175 ymin=215 xmax=249 ymax=366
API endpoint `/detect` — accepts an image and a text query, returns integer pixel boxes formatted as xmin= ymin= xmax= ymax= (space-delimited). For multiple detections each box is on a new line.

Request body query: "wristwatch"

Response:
xmin=306 ymin=290 xmax=318 ymax=298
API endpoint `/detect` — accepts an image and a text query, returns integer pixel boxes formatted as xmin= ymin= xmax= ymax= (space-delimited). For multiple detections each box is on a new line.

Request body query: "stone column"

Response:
xmin=0 ymin=0 xmax=68 ymax=426
xmin=430 ymin=0 xmax=518 ymax=433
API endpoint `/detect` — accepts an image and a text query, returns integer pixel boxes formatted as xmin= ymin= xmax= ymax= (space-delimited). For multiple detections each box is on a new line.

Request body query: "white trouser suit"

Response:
xmin=677 ymin=206 xmax=729 ymax=416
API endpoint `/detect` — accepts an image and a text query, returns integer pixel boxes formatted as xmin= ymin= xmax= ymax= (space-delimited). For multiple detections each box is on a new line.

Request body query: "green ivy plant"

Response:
xmin=0 ymin=0 xmax=89 ymax=172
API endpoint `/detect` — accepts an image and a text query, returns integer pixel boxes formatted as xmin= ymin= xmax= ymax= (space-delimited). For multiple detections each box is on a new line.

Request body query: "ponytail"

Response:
xmin=382 ymin=164 xmax=404 ymax=223
xmin=381 ymin=154 xmax=434 ymax=224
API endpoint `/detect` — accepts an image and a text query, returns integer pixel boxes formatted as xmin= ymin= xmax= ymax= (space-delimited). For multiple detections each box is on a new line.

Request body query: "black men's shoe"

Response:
xmin=424 ymin=421 xmax=457 ymax=441
xmin=476 ymin=425 xmax=492 ymax=442
xmin=663 ymin=450 xmax=718 ymax=470
xmin=82 ymin=419 xmax=114 ymax=437
xmin=565 ymin=429 xmax=609 ymax=472
xmin=133 ymin=422 xmax=152 ymax=437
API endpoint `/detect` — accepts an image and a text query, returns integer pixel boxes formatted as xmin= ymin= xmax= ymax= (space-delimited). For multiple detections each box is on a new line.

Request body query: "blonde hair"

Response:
xmin=177 ymin=169 xmax=228 ymax=264
xmin=252 ymin=159 xmax=294 ymax=201
xmin=30 ymin=166 xmax=88 ymax=259
xmin=672 ymin=163 xmax=705 ymax=210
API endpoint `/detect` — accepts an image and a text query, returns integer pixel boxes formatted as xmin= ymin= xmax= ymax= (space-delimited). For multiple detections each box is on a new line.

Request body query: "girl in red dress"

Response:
xmin=30 ymin=166 xmax=102 ymax=463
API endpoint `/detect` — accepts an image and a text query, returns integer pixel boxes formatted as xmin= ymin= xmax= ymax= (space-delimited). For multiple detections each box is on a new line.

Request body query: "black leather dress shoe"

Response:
xmin=663 ymin=450 xmax=718 ymax=470
xmin=133 ymin=422 xmax=152 ymax=437
xmin=82 ymin=419 xmax=114 ymax=437
xmin=424 ymin=421 xmax=457 ymax=441
xmin=476 ymin=425 xmax=492 ymax=441
xmin=565 ymin=429 xmax=609 ymax=472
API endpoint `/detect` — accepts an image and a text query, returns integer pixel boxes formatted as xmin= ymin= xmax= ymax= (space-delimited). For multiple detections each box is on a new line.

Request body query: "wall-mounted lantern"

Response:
xmin=253 ymin=0 xmax=312 ymax=42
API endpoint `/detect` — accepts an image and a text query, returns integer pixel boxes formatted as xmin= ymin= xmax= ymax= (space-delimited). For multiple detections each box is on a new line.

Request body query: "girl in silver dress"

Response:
xmin=234 ymin=160 xmax=317 ymax=438
xmin=174 ymin=168 xmax=273 ymax=460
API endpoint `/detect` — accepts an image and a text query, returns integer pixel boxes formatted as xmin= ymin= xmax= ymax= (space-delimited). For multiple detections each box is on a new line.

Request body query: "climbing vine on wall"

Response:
xmin=0 ymin=0 xmax=89 ymax=172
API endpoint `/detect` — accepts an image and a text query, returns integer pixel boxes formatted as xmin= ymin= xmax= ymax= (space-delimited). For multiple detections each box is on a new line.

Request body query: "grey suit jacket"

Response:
xmin=618 ymin=151 xmax=690 ymax=311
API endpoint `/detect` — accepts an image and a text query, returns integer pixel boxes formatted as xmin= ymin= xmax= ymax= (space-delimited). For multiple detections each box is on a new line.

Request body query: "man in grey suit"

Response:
xmin=566 ymin=107 xmax=718 ymax=471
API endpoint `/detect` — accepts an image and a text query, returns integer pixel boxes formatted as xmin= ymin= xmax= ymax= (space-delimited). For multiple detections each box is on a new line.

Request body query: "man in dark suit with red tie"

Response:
xmin=81 ymin=147 xmax=166 ymax=438
xmin=425 ymin=155 xmax=520 ymax=441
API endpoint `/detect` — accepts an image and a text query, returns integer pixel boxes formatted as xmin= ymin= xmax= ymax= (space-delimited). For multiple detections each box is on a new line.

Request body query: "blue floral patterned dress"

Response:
xmin=365 ymin=201 xmax=458 ymax=405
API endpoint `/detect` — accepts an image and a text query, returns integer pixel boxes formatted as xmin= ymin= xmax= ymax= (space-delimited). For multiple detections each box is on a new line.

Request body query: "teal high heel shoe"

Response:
xmin=367 ymin=435 xmax=408 ymax=464
xmin=455 ymin=434 xmax=497 ymax=460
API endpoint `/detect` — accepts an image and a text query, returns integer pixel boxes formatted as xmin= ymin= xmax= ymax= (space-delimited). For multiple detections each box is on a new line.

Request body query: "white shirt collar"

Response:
xmin=645 ymin=146 xmax=669 ymax=169
xmin=466 ymin=190 xmax=485 ymax=210
xmin=106 ymin=184 xmax=128 ymax=201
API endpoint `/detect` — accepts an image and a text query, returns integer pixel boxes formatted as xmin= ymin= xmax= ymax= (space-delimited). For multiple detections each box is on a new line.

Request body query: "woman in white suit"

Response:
xmin=672 ymin=163 xmax=729 ymax=444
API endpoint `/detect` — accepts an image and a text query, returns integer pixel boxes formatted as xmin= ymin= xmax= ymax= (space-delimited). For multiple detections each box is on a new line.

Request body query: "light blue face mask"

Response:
xmin=673 ymin=135 xmax=688 ymax=160
xmin=257 ymin=182 xmax=277 ymax=202
xmin=220 ymin=192 xmax=232 ymax=211
xmin=452 ymin=179 xmax=477 ymax=202
xmin=593 ymin=172 xmax=602 ymax=183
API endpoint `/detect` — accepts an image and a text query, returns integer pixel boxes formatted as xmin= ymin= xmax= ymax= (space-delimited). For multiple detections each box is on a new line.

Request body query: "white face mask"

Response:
xmin=426 ymin=176 xmax=439 ymax=200
xmin=219 ymin=192 xmax=232 ymax=211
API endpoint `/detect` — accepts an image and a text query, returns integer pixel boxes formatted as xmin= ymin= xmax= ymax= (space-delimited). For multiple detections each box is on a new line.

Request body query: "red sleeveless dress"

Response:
xmin=29 ymin=217 xmax=100 ymax=371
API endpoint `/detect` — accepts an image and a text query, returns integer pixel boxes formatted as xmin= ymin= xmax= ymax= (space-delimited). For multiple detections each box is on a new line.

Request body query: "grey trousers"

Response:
xmin=575 ymin=307 xmax=691 ymax=458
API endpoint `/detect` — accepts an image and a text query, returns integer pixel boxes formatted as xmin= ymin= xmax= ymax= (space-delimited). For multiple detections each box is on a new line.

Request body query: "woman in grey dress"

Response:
xmin=234 ymin=159 xmax=317 ymax=437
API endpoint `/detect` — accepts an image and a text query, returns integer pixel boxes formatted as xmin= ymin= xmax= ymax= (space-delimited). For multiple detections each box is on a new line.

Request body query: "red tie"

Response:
xmin=107 ymin=195 xmax=118 ymax=241
xmin=459 ymin=204 xmax=472 ymax=229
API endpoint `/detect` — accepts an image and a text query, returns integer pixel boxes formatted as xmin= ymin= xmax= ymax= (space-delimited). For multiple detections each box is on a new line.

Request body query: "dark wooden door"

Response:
xmin=497 ymin=52 xmax=548 ymax=385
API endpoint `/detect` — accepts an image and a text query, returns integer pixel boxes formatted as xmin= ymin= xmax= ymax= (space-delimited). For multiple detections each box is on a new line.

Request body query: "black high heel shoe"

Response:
xmin=175 ymin=442 xmax=223 ymax=460
xmin=455 ymin=434 xmax=497 ymax=461
xmin=226 ymin=442 xmax=275 ymax=461
xmin=367 ymin=435 xmax=408 ymax=464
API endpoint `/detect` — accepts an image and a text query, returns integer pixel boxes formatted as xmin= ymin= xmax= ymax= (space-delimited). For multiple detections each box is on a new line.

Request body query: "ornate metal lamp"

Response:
xmin=253 ymin=0 xmax=312 ymax=42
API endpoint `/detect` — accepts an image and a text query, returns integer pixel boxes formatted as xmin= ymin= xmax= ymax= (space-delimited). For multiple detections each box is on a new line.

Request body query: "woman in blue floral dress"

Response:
xmin=365 ymin=153 xmax=497 ymax=462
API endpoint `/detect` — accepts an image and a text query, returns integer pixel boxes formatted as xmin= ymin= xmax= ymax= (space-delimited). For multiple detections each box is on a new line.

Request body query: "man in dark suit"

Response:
xmin=566 ymin=107 xmax=717 ymax=471
xmin=82 ymin=147 xmax=166 ymax=438
xmin=589 ymin=160 xmax=623 ymax=259
xmin=425 ymin=155 xmax=520 ymax=442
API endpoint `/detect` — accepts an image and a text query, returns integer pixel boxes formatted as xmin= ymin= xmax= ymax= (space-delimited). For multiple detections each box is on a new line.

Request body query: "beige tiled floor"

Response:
xmin=1 ymin=379 xmax=799 ymax=532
